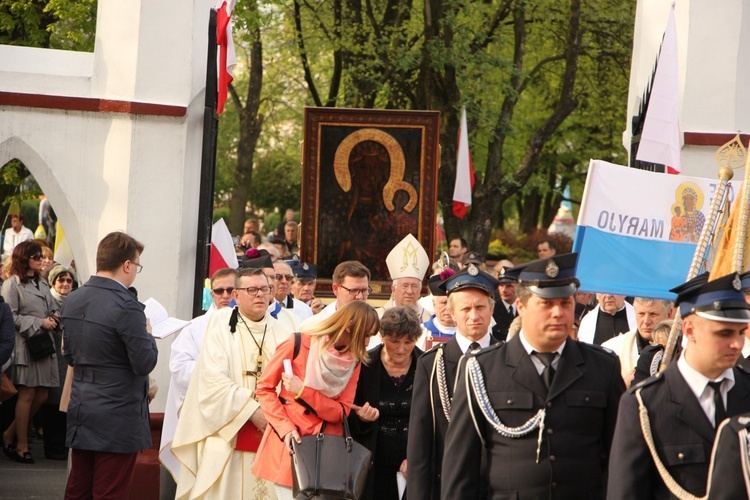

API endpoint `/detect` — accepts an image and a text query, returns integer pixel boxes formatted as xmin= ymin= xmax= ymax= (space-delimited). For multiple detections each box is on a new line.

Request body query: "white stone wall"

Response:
xmin=0 ymin=0 xmax=215 ymax=411
xmin=626 ymin=0 xmax=750 ymax=179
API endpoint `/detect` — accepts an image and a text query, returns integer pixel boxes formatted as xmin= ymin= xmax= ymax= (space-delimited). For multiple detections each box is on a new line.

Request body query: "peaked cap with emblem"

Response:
xmin=386 ymin=233 xmax=430 ymax=281
xmin=289 ymin=261 xmax=317 ymax=281
xmin=241 ymin=248 xmax=273 ymax=269
xmin=438 ymin=263 xmax=499 ymax=297
xmin=505 ymin=253 xmax=580 ymax=299
xmin=671 ymin=271 xmax=750 ymax=323
xmin=496 ymin=266 xmax=517 ymax=284
xmin=462 ymin=251 xmax=485 ymax=266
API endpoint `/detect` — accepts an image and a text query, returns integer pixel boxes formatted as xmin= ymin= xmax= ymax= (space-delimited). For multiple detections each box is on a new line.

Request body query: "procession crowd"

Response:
xmin=2 ymin=212 xmax=750 ymax=500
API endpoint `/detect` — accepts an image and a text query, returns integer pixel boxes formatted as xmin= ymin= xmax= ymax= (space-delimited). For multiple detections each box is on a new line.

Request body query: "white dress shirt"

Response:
xmin=677 ymin=353 xmax=734 ymax=427
xmin=519 ymin=331 xmax=566 ymax=375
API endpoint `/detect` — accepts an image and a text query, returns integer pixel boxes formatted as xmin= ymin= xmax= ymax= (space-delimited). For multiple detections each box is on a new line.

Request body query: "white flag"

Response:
xmin=636 ymin=7 xmax=682 ymax=174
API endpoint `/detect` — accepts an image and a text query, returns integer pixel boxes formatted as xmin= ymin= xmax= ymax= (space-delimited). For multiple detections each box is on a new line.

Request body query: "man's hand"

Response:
xmin=281 ymin=373 xmax=304 ymax=394
xmin=250 ymin=407 xmax=268 ymax=432
xmin=145 ymin=318 xmax=153 ymax=334
xmin=399 ymin=459 xmax=407 ymax=478
xmin=350 ymin=402 xmax=379 ymax=422
xmin=284 ymin=429 xmax=301 ymax=454
xmin=310 ymin=297 xmax=324 ymax=314
xmin=148 ymin=377 xmax=158 ymax=403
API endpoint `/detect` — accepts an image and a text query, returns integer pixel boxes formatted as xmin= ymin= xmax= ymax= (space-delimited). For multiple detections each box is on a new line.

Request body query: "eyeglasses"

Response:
xmin=275 ymin=274 xmax=294 ymax=282
xmin=396 ymin=283 xmax=421 ymax=292
xmin=57 ymin=278 xmax=74 ymax=284
xmin=212 ymin=287 xmax=235 ymax=296
xmin=30 ymin=254 xmax=43 ymax=261
xmin=130 ymin=261 xmax=143 ymax=274
xmin=236 ymin=286 xmax=271 ymax=296
xmin=339 ymin=285 xmax=372 ymax=297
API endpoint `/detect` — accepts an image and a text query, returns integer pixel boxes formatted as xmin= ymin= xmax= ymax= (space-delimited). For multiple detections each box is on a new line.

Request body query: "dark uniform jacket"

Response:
xmin=441 ymin=335 xmax=624 ymax=499
xmin=705 ymin=414 xmax=750 ymax=500
xmin=407 ymin=336 xmax=497 ymax=500
xmin=62 ymin=276 xmax=158 ymax=453
xmin=608 ymin=362 xmax=750 ymax=499
xmin=492 ymin=300 xmax=515 ymax=341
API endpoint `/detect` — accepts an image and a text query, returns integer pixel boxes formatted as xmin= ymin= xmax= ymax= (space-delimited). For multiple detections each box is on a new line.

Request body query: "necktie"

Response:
xmin=707 ymin=380 xmax=727 ymax=426
xmin=533 ymin=352 xmax=557 ymax=391
xmin=468 ymin=342 xmax=481 ymax=353
xmin=508 ymin=305 xmax=515 ymax=317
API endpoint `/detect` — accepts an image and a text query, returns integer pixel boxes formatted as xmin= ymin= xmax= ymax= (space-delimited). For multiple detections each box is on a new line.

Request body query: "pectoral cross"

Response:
xmin=246 ymin=352 xmax=263 ymax=378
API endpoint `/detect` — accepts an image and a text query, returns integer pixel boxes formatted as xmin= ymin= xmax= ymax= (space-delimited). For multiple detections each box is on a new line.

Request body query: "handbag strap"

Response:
xmin=340 ymin=403 xmax=354 ymax=453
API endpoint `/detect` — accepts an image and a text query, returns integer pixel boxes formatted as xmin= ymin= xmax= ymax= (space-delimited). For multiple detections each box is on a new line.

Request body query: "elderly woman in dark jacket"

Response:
xmin=349 ymin=307 xmax=424 ymax=500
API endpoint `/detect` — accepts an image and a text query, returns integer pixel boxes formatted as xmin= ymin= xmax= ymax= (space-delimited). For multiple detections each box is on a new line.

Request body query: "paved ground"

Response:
xmin=0 ymin=452 xmax=67 ymax=499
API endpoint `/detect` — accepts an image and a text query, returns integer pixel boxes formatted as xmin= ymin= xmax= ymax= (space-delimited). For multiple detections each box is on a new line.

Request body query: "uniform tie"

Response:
xmin=533 ymin=352 xmax=557 ymax=391
xmin=707 ymin=380 xmax=727 ymax=426
xmin=469 ymin=342 xmax=481 ymax=353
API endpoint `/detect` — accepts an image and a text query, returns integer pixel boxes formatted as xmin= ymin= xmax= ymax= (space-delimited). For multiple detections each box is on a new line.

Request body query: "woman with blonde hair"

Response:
xmin=253 ymin=300 xmax=380 ymax=499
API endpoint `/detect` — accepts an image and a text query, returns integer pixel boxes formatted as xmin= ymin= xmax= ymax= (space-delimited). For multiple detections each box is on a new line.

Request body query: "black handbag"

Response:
xmin=291 ymin=405 xmax=372 ymax=499
xmin=26 ymin=330 xmax=55 ymax=360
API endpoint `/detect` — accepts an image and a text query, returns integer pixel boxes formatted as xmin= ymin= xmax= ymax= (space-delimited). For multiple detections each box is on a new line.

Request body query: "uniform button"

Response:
xmin=551 ymin=482 xmax=558 ymax=489
xmin=584 ymin=396 xmax=591 ymax=402
xmin=547 ymin=428 xmax=554 ymax=435
xmin=549 ymin=455 xmax=556 ymax=462
xmin=678 ymin=452 xmax=685 ymax=461
xmin=546 ymin=402 xmax=553 ymax=409
xmin=507 ymin=399 xmax=514 ymax=405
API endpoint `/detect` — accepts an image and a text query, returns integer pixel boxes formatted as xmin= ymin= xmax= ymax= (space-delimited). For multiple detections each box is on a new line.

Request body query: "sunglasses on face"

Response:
xmin=29 ymin=254 xmax=43 ymax=261
xmin=212 ymin=287 xmax=235 ymax=296
xmin=57 ymin=278 xmax=74 ymax=284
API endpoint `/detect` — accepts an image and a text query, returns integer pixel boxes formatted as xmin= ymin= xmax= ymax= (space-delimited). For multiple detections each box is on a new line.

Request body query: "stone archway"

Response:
xmin=0 ymin=136 xmax=89 ymax=275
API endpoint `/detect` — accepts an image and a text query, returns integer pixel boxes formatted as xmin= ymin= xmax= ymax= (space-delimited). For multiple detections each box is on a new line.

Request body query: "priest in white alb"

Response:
xmin=172 ymin=268 xmax=292 ymax=499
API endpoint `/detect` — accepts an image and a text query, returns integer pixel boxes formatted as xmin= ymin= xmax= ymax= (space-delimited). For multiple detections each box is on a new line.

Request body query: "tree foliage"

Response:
xmin=262 ymin=0 xmax=635 ymax=252
xmin=0 ymin=0 xmax=96 ymax=50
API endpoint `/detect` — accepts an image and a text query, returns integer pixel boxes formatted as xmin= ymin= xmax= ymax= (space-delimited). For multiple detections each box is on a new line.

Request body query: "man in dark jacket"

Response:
xmin=407 ymin=263 xmax=500 ymax=500
xmin=442 ymin=253 xmax=625 ymax=499
xmin=62 ymin=231 xmax=157 ymax=499
xmin=608 ymin=272 xmax=750 ymax=499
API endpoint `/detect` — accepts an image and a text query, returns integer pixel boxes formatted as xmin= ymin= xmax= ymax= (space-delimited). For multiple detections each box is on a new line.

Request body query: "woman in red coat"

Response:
xmin=253 ymin=300 xmax=380 ymax=499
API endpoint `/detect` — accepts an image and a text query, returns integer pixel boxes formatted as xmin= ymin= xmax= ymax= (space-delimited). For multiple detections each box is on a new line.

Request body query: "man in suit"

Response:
xmin=442 ymin=253 xmax=625 ymax=499
xmin=62 ymin=232 xmax=157 ymax=499
xmin=492 ymin=264 xmax=517 ymax=341
xmin=407 ymin=263 xmax=500 ymax=500
xmin=608 ymin=272 xmax=750 ymax=499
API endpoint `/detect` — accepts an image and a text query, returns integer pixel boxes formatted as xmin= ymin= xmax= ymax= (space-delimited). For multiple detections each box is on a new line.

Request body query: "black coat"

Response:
xmin=441 ymin=335 xmax=624 ymax=499
xmin=62 ymin=276 xmax=158 ymax=453
xmin=491 ymin=301 xmax=515 ymax=341
xmin=349 ymin=344 xmax=423 ymax=500
xmin=705 ymin=414 xmax=750 ymax=500
xmin=0 ymin=295 xmax=15 ymax=368
xmin=608 ymin=363 xmax=750 ymax=499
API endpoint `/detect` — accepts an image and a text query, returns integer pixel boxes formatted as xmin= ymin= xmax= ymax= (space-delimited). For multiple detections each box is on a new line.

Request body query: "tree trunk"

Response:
xmin=228 ymin=2 xmax=264 ymax=235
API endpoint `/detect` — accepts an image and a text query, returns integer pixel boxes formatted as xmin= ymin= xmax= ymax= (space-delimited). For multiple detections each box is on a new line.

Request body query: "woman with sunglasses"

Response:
xmin=1 ymin=240 xmax=60 ymax=464
xmin=252 ymin=300 xmax=380 ymax=499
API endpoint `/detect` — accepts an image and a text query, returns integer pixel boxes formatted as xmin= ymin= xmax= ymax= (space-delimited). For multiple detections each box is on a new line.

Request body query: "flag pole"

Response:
xmin=193 ymin=8 xmax=219 ymax=318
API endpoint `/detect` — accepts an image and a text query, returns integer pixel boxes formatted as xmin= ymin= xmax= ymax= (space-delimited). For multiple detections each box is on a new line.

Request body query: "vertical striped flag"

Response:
xmin=215 ymin=0 xmax=237 ymax=114
xmin=453 ymin=106 xmax=475 ymax=218
xmin=209 ymin=218 xmax=238 ymax=277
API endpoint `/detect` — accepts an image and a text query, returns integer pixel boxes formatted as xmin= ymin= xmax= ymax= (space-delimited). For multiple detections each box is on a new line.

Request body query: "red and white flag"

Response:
xmin=636 ymin=7 xmax=682 ymax=174
xmin=215 ymin=0 xmax=237 ymax=114
xmin=453 ymin=106 xmax=475 ymax=218
xmin=209 ymin=218 xmax=238 ymax=277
